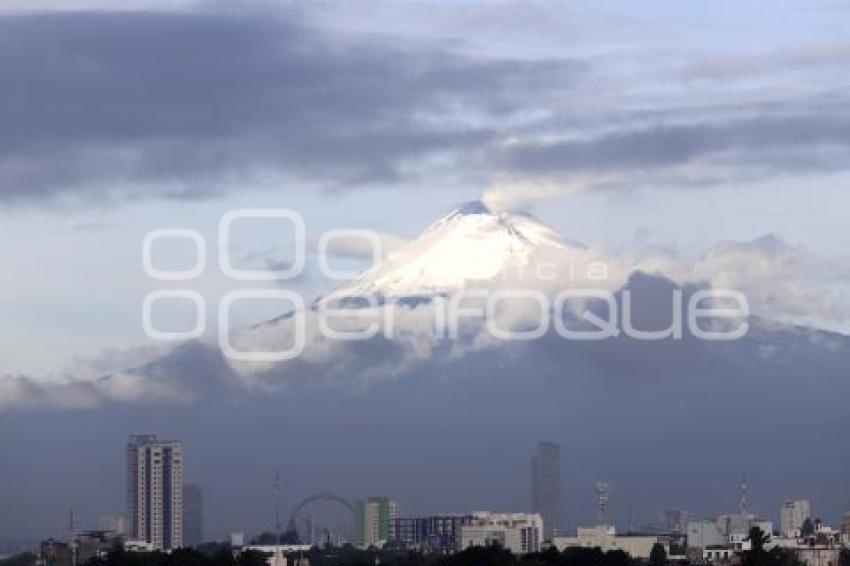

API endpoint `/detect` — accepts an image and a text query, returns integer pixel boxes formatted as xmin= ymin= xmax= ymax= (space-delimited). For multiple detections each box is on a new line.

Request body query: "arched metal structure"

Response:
xmin=287 ymin=493 xmax=355 ymax=534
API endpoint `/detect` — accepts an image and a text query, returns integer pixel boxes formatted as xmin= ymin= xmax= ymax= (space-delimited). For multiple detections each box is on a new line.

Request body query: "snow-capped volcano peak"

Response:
xmin=325 ymin=200 xmax=583 ymax=300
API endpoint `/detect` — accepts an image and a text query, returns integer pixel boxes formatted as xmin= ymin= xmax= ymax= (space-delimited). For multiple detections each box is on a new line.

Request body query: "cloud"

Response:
xmin=1 ymin=228 xmax=845 ymax=411
xmin=0 ymin=6 xmax=583 ymax=204
xmin=0 ymin=373 xmax=100 ymax=409
xmin=481 ymin=177 xmax=586 ymax=213
xmin=3 ymin=4 xmax=850 ymax=207
xmin=584 ymin=234 xmax=850 ymax=333
xmin=0 ymin=0 xmax=195 ymax=14
xmin=493 ymin=112 xmax=850 ymax=186
xmin=682 ymin=40 xmax=850 ymax=80
xmin=0 ymin=341 xmax=237 ymax=410
xmin=691 ymin=235 xmax=850 ymax=333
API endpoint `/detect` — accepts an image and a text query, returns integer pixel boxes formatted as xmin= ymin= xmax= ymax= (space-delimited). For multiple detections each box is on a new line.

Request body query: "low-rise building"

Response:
xmin=551 ymin=525 xmax=668 ymax=559
xmin=390 ymin=515 xmax=474 ymax=554
xmin=795 ymin=546 xmax=842 ymax=566
xmin=38 ymin=539 xmax=72 ymax=566
xmin=703 ymin=544 xmax=735 ymax=562
xmin=687 ymin=514 xmax=774 ymax=560
xmin=841 ymin=512 xmax=850 ymax=539
xmin=458 ymin=512 xmax=543 ymax=555
xmin=123 ymin=539 xmax=156 ymax=552
xmin=771 ymin=537 xmax=842 ymax=566
xmin=687 ymin=520 xmax=725 ymax=554
xmin=75 ymin=530 xmax=120 ymax=563
xmin=726 ymin=531 xmax=752 ymax=552
xmin=241 ymin=545 xmax=311 ymax=566
xmin=717 ymin=513 xmax=758 ymax=538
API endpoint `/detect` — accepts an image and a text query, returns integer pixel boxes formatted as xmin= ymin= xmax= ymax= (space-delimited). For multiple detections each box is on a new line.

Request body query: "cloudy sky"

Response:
xmin=1 ymin=0 xmax=849 ymax=548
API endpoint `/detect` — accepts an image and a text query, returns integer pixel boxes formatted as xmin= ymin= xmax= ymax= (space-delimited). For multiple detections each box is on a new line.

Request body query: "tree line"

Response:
xmin=3 ymin=527 xmax=848 ymax=566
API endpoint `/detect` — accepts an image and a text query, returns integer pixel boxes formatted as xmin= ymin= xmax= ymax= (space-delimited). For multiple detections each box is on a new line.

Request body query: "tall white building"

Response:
xmin=781 ymin=500 xmax=811 ymax=538
xmin=127 ymin=435 xmax=184 ymax=550
xmin=458 ymin=512 xmax=543 ymax=555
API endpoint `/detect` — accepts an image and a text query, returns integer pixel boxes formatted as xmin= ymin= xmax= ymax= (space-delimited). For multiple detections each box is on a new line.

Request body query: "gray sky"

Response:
xmin=0 ymin=0 xmax=849 ymax=549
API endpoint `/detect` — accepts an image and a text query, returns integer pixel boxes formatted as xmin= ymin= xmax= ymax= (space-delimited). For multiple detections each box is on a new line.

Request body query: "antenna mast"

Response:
xmin=738 ymin=471 xmax=748 ymax=514
xmin=275 ymin=469 xmax=282 ymax=541
xmin=69 ymin=509 xmax=77 ymax=566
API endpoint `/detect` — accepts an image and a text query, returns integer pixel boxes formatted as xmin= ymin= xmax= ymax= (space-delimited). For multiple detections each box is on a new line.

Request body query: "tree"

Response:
xmin=0 ymin=552 xmax=36 ymax=566
xmin=604 ymin=549 xmax=635 ymax=566
xmin=650 ymin=543 xmax=667 ymax=566
xmin=801 ymin=519 xmax=815 ymax=538
xmin=236 ymin=550 xmax=272 ymax=566
xmin=741 ymin=526 xmax=771 ymax=566
xmin=436 ymin=545 xmax=516 ymax=566
xmin=517 ymin=547 xmax=562 ymax=566
xmin=166 ymin=549 xmax=212 ymax=566
xmin=770 ymin=548 xmax=805 ymax=566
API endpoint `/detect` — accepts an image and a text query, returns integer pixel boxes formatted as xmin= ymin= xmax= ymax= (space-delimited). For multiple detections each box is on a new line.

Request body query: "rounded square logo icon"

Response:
xmin=218 ymin=290 xmax=305 ymax=361
xmin=143 ymin=229 xmax=206 ymax=281
xmin=142 ymin=290 xmax=206 ymax=341
xmin=219 ymin=209 xmax=305 ymax=281
xmin=318 ymin=229 xmax=382 ymax=280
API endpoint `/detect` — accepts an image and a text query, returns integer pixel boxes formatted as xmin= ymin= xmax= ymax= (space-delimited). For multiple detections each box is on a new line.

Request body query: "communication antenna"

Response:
xmin=738 ymin=471 xmax=748 ymax=515
xmin=69 ymin=509 xmax=78 ymax=566
xmin=275 ymin=469 xmax=282 ymax=540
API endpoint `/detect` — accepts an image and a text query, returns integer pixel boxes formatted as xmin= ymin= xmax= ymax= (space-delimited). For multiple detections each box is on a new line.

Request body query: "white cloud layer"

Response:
xmin=2 ymin=228 xmax=846 ymax=410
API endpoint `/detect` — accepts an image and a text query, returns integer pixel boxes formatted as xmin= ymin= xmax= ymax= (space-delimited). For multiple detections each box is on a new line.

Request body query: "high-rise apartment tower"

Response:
xmin=127 ymin=435 xmax=184 ymax=550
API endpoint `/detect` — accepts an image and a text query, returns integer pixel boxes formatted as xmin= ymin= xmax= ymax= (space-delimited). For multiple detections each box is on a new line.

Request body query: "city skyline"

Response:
xmin=6 ymin=434 xmax=849 ymax=565
xmin=2 ymin=434 xmax=843 ymax=553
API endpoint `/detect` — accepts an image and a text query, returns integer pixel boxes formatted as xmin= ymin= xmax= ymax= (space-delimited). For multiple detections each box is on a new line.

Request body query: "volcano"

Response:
xmin=322 ymin=200 xmax=585 ymax=303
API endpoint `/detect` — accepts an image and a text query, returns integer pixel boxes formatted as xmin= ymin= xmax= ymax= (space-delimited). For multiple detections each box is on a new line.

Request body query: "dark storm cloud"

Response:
xmin=496 ymin=112 xmax=850 ymax=179
xmin=3 ymin=6 xmax=849 ymax=204
xmin=0 ymin=8 xmax=583 ymax=203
